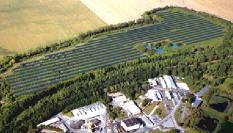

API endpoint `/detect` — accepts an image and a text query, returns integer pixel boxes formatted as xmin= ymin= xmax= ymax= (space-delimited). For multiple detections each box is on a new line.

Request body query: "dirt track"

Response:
xmin=80 ymin=0 xmax=233 ymax=24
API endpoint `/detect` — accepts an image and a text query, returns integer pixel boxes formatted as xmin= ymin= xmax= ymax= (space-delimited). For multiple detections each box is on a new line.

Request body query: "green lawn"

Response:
xmin=155 ymin=103 xmax=168 ymax=118
xmin=144 ymin=102 xmax=157 ymax=115
xmin=190 ymin=36 xmax=223 ymax=47
xmin=209 ymin=95 xmax=230 ymax=104
xmin=62 ymin=111 xmax=74 ymax=117
xmin=222 ymin=78 xmax=233 ymax=89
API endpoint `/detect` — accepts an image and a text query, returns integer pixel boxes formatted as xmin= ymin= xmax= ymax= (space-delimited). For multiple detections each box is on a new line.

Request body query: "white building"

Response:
xmin=172 ymin=92 xmax=179 ymax=105
xmin=38 ymin=117 xmax=60 ymax=126
xmin=148 ymin=78 xmax=158 ymax=87
xmin=171 ymin=99 xmax=176 ymax=106
xmin=109 ymin=92 xmax=127 ymax=107
xmin=159 ymin=77 xmax=167 ymax=88
xmin=145 ymin=89 xmax=162 ymax=102
xmin=196 ymin=86 xmax=209 ymax=97
xmin=192 ymin=97 xmax=203 ymax=108
xmin=165 ymin=91 xmax=172 ymax=100
xmin=121 ymin=118 xmax=143 ymax=132
xmin=163 ymin=75 xmax=177 ymax=89
xmin=113 ymin=95 xmax=127 ymax=103
xmin=58 ymin=124 xmax=69 ymax=133
xmin=140 ymin=115 xmax=154 ymax=127
xmin=177 ymin=82 xmax=190 ymax=90
xmin=71 ymin=102 xmax=106 ymax=120
xmin=38 ymin=117 xmax=68 ymax=133
xmin=123 ymin=101 xmax=141 ymax=115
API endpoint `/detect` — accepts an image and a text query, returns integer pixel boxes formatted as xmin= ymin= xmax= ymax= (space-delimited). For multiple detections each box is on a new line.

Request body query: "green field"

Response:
xmin=0 ymin=0 xmax=106 ymax=57
xmin=144 ymin=102 xmax=156 ymax=115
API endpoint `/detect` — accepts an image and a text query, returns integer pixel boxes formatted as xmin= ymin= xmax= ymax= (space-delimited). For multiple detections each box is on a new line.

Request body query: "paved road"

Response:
xmin=153 ymin=100 xmax=184 ymax=132
xmin=181 ymin=106 xmax=187 ymax=123
xmin=57 ymin=114 xmax=78 ymax=133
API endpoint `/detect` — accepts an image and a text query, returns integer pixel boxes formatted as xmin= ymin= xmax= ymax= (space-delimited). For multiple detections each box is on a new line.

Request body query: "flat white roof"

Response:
xmin=148 ymin=78 xmax=158 ymax=86
xmin=192 ymin=98 xmax=202 ymax=108
xmin=159 ymin=77 xmax=167 ymax=88
xmin=163 ymin=75 xmax=177 ymax=89
xmin=123 ymin=101 xmax=141 ymax=115
xmin=113 ymin=95 xmax=127 ymax=103
xmin=145 ymin=89 xmax=162 ymax=101
xmin=177 ymin=82 xmax=190 ymax=90
xmin=196 ymin=86 xmax=209 ymax=97
xmin=141 ymin=115 xmax=154 ymax=127
xmin=71 ymin=102 xmax=106 ymax=119
xmin=165 ymin=91 xmax=172 ymax=100
xmin=38 ymin=117 xmax=60 ymax=126
xmin=108 ymin=92 xmax=124 ymax=97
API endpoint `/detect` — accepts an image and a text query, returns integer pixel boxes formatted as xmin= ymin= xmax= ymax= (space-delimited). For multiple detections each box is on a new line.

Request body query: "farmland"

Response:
xmin=80 ymin=0 xmax=233 ymax=24
xmin=6 ymin=10 xmax=224 ymax=96
xmin=0 ymin=0 xmax=106 ymax=57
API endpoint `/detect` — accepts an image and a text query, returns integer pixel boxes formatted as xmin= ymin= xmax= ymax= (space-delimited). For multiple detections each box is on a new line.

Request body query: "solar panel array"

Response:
xmin=6 ymin=11 xmax=224 ymax=96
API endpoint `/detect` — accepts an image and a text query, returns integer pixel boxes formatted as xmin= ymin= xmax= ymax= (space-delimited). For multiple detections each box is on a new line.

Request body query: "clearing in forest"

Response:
xmin=6 ymin=9 xmax=224 ymax=96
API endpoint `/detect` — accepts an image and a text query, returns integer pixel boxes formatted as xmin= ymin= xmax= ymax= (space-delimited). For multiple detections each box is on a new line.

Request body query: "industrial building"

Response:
xmin=163 ymin=75 xmax=177 ymax=89
xmin=70 ymin=120 xmax=85 ymax=129
xmin=71 ymin=102 xmax=106 ymax=120
xmin=38 ymin=117 xmax=68 ymax=132
xmin=38 ymin=117 xmax=60 ymax=126
xmin=123 ymin=101 xmax=141 ymax=116
xmin=159 ymin=77 xmax=167 ymax=88
xmin=120 ymin=117 xmax=144 ymax=132
xmin=140 ymin=115 xmax=154 ymax=127
xmin=196 ymin=86 xmax=209 ymax=97
xmin=165 ymin=91 xmax=172 ymax=100
xmin=148 ymin=78 xmax=158 ymax=87
xmin=110 ymin=93 xmax=127 ymax=107
xmin=145 ymin=89 xmax=162 ymax=102
xmin=192 ymin=97 xmax=203 ymax=108
xmin=176 ymin=82 xmax=190 ymax=90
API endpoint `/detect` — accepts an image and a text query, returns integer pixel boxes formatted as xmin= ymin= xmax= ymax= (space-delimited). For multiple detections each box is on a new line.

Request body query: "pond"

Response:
xmin=210 ymin=102 xmax=228 ymax=112
xmin=144 ymin=43 xmax=179 ymax=54
xmin=197 ymin=116 xmax=218 ymax=132
xmin=209 ymin=95 xmax=231 ymax=112
xmin=144 ymin=45 xmax=156 ymax=50
xmin=155 ymin=48 xmax=164 ymax=54
xmin=170 ymin=43 xmax=179 ymax=49
xmin=220 ymin=121 xmax=233 ymax=133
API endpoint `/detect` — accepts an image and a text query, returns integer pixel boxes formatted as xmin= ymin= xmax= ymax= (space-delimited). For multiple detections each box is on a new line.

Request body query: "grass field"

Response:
xmin=144 ymin=102 xmax=156 ymax=115
xmin=0 ymin=0 xmax=106 ymax=57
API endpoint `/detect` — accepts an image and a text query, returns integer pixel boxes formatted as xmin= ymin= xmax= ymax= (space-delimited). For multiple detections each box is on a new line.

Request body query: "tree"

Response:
xmin=156 ymin=108 xmax=162 ymax=115
xmin=142 ymin=98 xmax=151 ymax=107
xmin=168 ymin=129 xmax=180 ymax=133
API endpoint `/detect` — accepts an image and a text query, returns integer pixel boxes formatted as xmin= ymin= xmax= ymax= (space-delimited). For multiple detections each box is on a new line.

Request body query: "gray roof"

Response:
xmin=192 ymin=98 xmax=202 ymax=108
xmin=70 ymin=120 xmax=85 ymax=129
xmin=196 ymin=86 xmax=209 ymax=97
xmin=123 ymin=118 xmax=142 ymax=127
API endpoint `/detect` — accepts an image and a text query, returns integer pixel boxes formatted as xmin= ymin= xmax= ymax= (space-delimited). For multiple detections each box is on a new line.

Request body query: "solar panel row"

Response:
xmin=6 ymin=11 xmax=224 ymax=96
